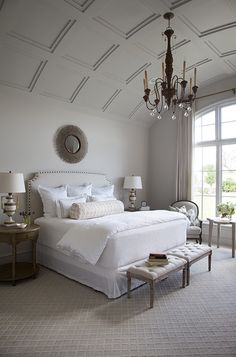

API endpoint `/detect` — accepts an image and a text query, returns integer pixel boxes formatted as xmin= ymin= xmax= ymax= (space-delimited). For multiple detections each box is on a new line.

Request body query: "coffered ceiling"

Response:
xmin=0 ymin=0 xmax=236 ymax=127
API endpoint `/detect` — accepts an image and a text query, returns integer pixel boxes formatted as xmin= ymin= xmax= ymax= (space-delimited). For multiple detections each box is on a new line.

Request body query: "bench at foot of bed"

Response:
xmin=127 ymin=256 xmax=187 ymax=308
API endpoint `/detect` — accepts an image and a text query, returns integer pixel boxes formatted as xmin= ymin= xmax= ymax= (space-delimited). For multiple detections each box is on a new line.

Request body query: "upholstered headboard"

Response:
xmin=27 ymin=171 xmax=111 ymax=219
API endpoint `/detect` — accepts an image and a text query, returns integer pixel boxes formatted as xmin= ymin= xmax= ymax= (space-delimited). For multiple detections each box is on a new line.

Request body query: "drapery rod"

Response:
xmin=196 ymin=87 xmax=236 ymax=100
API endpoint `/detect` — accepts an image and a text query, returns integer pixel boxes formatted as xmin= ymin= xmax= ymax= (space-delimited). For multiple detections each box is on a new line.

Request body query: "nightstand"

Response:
xmin=0 ymin=224 xmax=40 ymax=285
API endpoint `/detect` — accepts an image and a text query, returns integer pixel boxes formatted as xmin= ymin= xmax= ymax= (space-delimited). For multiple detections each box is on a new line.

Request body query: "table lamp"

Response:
xmin=123 ymin=175 xmax=142 ymax=211
xmin=0 ymin=171 xmax=25 ymax=225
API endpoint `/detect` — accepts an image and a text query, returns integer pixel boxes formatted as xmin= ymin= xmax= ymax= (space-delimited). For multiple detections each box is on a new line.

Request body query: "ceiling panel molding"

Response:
xmin=161 ymin=0 xmax=192 ymax=10
xmin=128 ymin=101 xmax=144 ymax=119
xmin=64 ymin=0 xmax=95 ymax=12
xmin=206 ymin=40 xmax=236 ymax=58
xmin=225 ymin=60 xmax=236 ymax=72
xmin=0 ymin=59 xmax=47 ymax=92
xmin=157 ymin=39 xmax=191 ymax=59
xmin=40 ymin=76 xmax=89 ymax=103
xmin=8 ymin=19 xmax=76 ymax=53
xmin=102 ymin=89 xmax=122 ymax=112
xmin=69 ymin=76 xmax=90 ymax=102
xmin=126 ymin=62 xmax=151 ymax=85
xmin=186 ymin=58 xmax=212 ymax=71
xmin=169 ymin=0 xmax=192 ymax=10
xmin=199 ymin=22 xmax=236 ymax=38
xmin=93 ymin=13 xmax=160 ymax=39
xmin=63 ymin=44 xmax=120 ymax=71
xmin=28 ymin=60 xmax=48 ymax=92
xmin=181 ymin=15 xmax=236 ymax=38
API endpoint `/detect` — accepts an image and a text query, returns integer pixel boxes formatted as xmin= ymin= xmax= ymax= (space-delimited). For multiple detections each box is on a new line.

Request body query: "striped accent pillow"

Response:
xmin=70 ymin=200 xmax=124 ymax=220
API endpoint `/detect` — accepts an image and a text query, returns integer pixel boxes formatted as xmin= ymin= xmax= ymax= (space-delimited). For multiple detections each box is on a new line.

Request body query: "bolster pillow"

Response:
xmin=70 ymin=200 xmax=124 ymax=220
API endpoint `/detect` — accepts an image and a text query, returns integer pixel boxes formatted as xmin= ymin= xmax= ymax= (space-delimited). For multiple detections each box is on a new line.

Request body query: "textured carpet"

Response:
xmin=0 ymin=246 xmax=236 ymax=357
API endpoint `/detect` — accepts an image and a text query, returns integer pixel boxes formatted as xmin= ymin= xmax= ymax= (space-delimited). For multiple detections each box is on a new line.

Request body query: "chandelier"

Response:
xmin=143 ymin=12 xmax=198 ymax=120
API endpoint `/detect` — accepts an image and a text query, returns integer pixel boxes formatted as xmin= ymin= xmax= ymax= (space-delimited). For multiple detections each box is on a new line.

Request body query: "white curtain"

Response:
xmin=175 ymin=109 xmax=194 ymax=200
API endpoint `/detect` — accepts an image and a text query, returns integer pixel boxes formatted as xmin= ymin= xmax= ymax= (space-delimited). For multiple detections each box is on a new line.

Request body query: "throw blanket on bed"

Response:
xmin=56 ymin=210 xmax=187 ymax=265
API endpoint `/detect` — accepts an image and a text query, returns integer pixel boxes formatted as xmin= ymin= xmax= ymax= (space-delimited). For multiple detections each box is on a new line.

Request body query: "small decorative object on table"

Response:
xmin=140 ymin=200 xmax=150 ymax=211
xmin=19 ymin=210 xmax=35 ymax=226
xmin=216 ymin=201 xmax=235 ymax=219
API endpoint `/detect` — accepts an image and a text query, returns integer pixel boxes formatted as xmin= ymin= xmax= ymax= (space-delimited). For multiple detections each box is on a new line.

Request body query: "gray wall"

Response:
xmin=0 ymin=87 xmax=149 ymax=260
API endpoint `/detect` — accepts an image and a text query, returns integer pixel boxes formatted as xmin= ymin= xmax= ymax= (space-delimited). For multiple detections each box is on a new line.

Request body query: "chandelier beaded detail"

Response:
xmin=143 ymin=12 xmax=198 ymax=120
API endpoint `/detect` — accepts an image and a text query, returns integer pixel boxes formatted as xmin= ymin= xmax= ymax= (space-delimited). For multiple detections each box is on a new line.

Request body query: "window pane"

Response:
xmin=194 ymin=111 xmax=215 ymax=143
xmin=222 ymin=144 xmax=236 ymax=170
xmin=203 ymin=171 xmax=216 ymax=195
xmin=221 ymin=104 xmax=236 ymax=122
xmin=221 ymin=105 xmax=236 ymax=139
xmin=202 ymin=195 xmax=216 ymax=219
xmin=202 ymin=147 xmax=216 ymax=169
xmin=202 ymin=125 xmax=215 ymax=142
xmin=193 ymin=147 xmax=202 ymax=171
xmin=221 ymin=122 xmax=236 ymax=139
xmin=192 ymin=172 xmax=203 ymax=195
xmin=202 ymin=111 xmax=215 ymax=125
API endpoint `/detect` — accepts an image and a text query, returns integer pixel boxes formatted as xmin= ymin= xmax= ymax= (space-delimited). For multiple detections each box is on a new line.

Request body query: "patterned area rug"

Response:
xmin=0 ymin=247 xmax=236 ymax=357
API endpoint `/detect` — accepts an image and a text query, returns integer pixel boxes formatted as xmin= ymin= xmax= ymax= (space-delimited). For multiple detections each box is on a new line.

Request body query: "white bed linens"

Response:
xmin=56 ymin=210 xmax=187 ymax=265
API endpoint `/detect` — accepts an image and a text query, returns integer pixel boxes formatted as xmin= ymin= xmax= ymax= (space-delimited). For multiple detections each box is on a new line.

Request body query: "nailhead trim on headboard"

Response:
xmin=27 ymin=170 xmax=111 ymax=217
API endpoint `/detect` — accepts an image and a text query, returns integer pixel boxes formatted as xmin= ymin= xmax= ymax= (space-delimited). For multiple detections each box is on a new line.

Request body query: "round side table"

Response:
xmin=0 ymin=224 xmax=40 ymax=285
xmin=207 ymin=218 xmax=235 ymax=258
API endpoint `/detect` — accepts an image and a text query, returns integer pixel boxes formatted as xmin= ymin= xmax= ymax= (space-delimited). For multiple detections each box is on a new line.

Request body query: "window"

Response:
xmin=192 ymin=101 xmax=236 ymax=220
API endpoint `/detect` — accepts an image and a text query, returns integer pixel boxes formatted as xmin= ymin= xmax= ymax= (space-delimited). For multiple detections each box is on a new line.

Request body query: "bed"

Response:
xmin=28 ymin=171 xmax=187 ymax=298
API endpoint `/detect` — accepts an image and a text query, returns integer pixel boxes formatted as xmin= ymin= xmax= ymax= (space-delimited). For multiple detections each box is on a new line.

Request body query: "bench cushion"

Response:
xmin=127 ymin=256 xmax=186 ymax=280
xmin=168 ymin=243 xmax=212 ymax=263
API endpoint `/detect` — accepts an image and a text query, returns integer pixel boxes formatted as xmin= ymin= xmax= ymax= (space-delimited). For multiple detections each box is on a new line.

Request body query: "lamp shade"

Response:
xmin=123 ymin=176 xmax=142 ymax=190
xmin=0 ymin=172 xmax=25 ymax=193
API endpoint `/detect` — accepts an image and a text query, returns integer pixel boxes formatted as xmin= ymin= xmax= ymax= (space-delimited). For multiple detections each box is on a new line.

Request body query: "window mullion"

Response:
xmin=216 ymin=106 xmax=221 ymax=212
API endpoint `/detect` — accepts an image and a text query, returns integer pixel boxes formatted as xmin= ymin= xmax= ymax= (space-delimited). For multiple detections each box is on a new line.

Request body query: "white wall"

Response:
xmin=0 ymin=86 xmax=149 ymax=260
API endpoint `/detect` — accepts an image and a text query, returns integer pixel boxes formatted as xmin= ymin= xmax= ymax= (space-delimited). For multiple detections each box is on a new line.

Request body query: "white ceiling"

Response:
xmin=0 ymin=0 xmax=236 ymax=127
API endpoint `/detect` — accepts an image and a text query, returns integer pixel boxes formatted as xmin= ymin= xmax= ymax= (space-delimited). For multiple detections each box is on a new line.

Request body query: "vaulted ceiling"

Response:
xmin=0 ymin=0 xmax=236 ymax=127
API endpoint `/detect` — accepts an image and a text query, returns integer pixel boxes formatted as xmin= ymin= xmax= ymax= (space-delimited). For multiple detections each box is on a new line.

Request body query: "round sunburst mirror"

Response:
xmin=54 ymin=125 xmax=88 ymax=163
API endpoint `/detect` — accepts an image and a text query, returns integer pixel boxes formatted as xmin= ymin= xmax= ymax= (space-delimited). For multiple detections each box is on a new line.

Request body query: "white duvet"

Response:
xmin=56 ymin=210 xmax=187 ymax=265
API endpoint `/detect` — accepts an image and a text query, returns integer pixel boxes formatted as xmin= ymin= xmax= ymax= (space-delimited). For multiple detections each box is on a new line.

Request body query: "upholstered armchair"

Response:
xmin=170 ymin=200 xmax=202 ymax=244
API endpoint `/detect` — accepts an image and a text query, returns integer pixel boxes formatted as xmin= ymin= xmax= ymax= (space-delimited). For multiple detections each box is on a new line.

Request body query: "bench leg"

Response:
xmin=150 ymin=281 xmax=154 ymax=309
xmin=182 ymin=266 xmax=187 ymax=288
xmin=127 ymin=272 xmax=131 ymax=298
xmin=186 ymin=263 xmax=190 ymax=286
xmin=208 ymin=251 xmax=212 ymax=271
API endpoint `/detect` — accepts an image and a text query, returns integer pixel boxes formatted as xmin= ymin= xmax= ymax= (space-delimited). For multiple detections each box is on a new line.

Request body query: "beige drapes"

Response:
xmin=175 ymin=110 xmax=193 ymax=200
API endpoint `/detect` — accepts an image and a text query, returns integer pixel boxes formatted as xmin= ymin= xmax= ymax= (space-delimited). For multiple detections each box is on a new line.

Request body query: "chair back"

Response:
xmin=170 ymin=200 xmax=199 ymax=220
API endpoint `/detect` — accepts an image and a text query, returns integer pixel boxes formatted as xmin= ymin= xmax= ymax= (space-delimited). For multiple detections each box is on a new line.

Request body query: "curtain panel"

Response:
xmin=176 ymin=110 xmax=193 ymax=200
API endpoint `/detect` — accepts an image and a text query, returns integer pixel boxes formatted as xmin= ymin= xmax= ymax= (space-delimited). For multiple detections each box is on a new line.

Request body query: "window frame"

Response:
xmin=192 ymin=99 xmax=236 ymax=220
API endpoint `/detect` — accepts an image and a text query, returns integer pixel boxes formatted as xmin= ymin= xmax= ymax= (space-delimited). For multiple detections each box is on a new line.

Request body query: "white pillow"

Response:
xmin=56 ymin=196 xmax=87 ymax=218
xmin=67 ymin=184 xmax=92 ymax=197
xmin=38 ymin=185 xmax=67 ymax=217
xmin=91 ymin=184 xmax=114 ymax=197
xmin=70 ymin=200 xmax=124 ymax=220
xmin=88 ymin=195 xmax=117 ymax=202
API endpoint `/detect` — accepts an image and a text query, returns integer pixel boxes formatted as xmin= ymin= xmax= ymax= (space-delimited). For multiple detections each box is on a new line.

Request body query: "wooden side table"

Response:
xmin=0 ymin=224 xmax=40 ymax=285
xmin=207 ymin=218 xmax=235 ymax=258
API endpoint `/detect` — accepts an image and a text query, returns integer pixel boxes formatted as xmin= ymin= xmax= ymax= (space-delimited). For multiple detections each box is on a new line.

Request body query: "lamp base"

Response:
xmin=128 ymin=189 xmax=137 ymax=211
xmin=2 ymin=193 xmax=17 ymax=226
xmin=126 ymin=207 xmax=137 ymax=212
xmin=3 ymin=221 xmax=16 ymax=226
